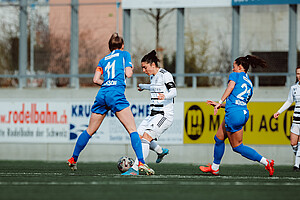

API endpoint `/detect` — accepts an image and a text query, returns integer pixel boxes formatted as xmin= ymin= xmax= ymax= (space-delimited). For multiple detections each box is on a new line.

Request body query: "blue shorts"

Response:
xmin=91 ymin=88 xmax=130 ymax=114
xmin=225 ymin=109 xmax=249 ymax=133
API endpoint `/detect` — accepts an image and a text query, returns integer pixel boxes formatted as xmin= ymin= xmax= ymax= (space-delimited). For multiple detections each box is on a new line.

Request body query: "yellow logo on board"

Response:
xmin=184 ymin=102 xmax=292 ymax=145
xmin=184 ymin=105 xmax=204 ymax=140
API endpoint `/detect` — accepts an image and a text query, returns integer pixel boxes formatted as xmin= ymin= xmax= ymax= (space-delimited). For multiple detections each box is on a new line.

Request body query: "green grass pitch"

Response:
xmin=0 ymin=161 xmax=300 ymax=200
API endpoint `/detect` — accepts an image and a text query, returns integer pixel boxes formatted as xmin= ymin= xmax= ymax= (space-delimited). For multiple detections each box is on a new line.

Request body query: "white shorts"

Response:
xmin=137 ymin=114 xmax=173 ymax=140
xmin=290 ymin=123 xmax=300 ymax=136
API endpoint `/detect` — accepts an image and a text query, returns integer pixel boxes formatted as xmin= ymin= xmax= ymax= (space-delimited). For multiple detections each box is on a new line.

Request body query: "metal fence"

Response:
xmin=0 ymin=1 xmax=298 ymax=89
xmin=0 ymin=0 xmax=122 ymax=88
xmin=0 ymin=72 xmax=295 ymax=89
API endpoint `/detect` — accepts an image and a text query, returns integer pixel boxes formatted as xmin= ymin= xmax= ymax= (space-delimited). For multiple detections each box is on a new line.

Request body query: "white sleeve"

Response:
xmin=164 ymin=72 xmax=177 ymax=100
xmin=277 ymin=87 xmax=293 ymax=114
xmin=138 ymin=84 xmax=150 ymax=90
xmin=164 ymin=88 xmax=177 ymax=100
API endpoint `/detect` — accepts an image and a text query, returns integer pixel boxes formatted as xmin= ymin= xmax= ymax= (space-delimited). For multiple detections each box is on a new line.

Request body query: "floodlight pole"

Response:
xmin=288 ymin=4 xmax=297 ymax=87
xmin=123 ymin=9 xmax=131 ymax=51
xmin=70 ymin=0 xmax=79 ymax=89
xmin=19 ymin=0 xmax=28 ymax=89
xmin=30 ymin=3 xmax=36 ymax=84
xmin=116 ymin=0 xmax=120 ymax=34
xmin=231 ymin=6 xmax=240 ymax=66
xmin=176 ymin=8 xmax=185 ymax=87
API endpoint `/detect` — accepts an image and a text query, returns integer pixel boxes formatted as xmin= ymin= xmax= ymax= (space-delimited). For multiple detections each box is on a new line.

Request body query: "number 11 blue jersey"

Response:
xmin=92 ymin=50 xmax=133 ymax=114
xmin=96 ymin=49 xmax=132 ymax=90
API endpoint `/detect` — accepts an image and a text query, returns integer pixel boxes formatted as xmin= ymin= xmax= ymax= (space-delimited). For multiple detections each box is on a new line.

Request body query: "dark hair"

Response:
xmin=235 ymin=55 xmax=268 ymax=73
xmin=108 ymin=33 xmax=124 ymax=52
xmin=295 ymin=66 xmax=300 ymax=83
xmin=141 ymin=50 xmax=160 ymax=67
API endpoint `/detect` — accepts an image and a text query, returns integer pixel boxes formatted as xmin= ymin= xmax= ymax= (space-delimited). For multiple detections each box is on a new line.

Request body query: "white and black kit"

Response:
xmin=138 ymin=68 xmax=177 ymax=139
xmin=276 ymin=82 xmax=300 ymax=135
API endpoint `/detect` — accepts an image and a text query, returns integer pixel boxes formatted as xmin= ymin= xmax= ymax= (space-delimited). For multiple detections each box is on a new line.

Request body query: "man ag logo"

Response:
xmin=185 ymin=105 xmax=204 ymax=140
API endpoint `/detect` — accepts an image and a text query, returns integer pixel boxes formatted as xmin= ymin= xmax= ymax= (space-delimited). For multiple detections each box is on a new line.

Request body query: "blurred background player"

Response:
xmin=200 ymin=55 xmax=275 ymax=176
xmin=67 ymin=33 xmax=153 ymax=174
xmin=122 ymin=50 xmax=177 ymax=175
xmin=274 ymin=66 xmax=300 ymax=171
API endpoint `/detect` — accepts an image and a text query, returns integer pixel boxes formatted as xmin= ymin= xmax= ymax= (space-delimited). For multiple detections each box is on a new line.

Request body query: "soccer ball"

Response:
xmin=117 ymin=156 xmax=134 ymax=173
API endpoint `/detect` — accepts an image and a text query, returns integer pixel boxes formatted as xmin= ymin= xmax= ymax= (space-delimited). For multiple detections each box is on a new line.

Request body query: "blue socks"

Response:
xmin=213 ymin=135 xmax=225 ymax=164
xmin=130 ymin=132 xmax=145 ymax=164
xmin=72 ymin=130 xmax=91 ymax=162
xmin=72 ymin=130 xmax=145 ymax=164
xmin=213 ymin=135 xmax=263 ymax=164
xmin=233 ymin=143 xmax=262 ymax=162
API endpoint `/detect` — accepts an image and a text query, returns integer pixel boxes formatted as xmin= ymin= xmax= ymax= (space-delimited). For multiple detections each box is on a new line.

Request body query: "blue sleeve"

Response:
xmin=228 ymin=72 xmax=238 ymax=83
xmin=124 ymin=51 xmax=132 ymax=68
xmin=97 ymin=58 xmax=103 ymax=68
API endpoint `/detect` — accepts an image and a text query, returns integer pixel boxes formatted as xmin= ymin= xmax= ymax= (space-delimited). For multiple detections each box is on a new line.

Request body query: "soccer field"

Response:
xmin=0 ymin=161 xmax=299 ymax=200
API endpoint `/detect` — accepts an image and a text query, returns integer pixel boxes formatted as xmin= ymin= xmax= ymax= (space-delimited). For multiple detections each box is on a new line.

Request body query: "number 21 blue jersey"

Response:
xmin=225 ymin=72 xmax=253 ymax=113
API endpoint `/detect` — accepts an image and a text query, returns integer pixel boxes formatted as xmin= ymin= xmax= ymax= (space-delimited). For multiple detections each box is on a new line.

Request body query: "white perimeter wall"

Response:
xmin=0 ymin=87 xmax=293 ymax=165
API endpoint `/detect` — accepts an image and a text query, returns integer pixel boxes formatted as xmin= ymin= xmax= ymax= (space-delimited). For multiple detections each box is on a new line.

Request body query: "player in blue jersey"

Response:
xmin=199 ymin=55 xmax=275 ymax=176
xmin=67 ymin=33 xmax=153 ymax=174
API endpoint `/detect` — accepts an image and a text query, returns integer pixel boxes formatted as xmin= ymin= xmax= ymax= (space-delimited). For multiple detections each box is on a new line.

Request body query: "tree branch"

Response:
xmin=160 ymin=8 xmax=175 ymax=19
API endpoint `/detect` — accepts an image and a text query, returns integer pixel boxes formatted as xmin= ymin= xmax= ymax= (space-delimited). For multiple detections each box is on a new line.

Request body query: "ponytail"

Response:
xmin=235 ymin=55 xmax=268 ymax=73
xmin=296 ymin=66 xmax=300 ymax=83
xmin=108 ymin=32 xmax=124 ymax=52
xmin=141 ymin=50 xmax=160 ymax=67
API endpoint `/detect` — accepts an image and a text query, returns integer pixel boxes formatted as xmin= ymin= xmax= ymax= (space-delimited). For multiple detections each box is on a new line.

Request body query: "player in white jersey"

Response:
xmin=122 ymin=50 xmax=177 ymax=175
xmin=274 ymin=66 xmax=300 ymax=171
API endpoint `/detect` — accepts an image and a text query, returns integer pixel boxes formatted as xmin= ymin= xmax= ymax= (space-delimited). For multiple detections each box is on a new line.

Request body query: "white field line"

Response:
xmin=1 ymin=172 xmax=300 ymax=181
xmin=0 ymin=181 xmax=300 ymax=186
xmin=112 ymin=174 xmax=300 ymax=181
xmin=0 ymin=172 xmax=63 ymax=176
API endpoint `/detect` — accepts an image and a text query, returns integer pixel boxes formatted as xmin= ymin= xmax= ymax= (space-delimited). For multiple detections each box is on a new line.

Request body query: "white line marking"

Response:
xmin=1 ymin=173 xmax=300 ymax=181
xmin=112 ymin=174 xmax=300 ymax=181
xmin=0 ymin=172 xmax=62 ymax=176
xmin=0 ymin=181 xmax=300 ymax=186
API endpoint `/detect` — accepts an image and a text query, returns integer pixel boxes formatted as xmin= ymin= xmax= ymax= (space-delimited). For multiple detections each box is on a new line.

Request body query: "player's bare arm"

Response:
xmin=214 ymin=80 xmax=235 ymax=115
xmin=93 ymin=70 xmax=103 ymax=86
xmin=125 ymin=66 xmax=133 ymax=78
xmin=207 ymin=100 xmax=226 ymax=109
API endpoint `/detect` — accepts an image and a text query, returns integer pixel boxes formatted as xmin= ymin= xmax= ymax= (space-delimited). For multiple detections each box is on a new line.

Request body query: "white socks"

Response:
xmin=132 ymin=139 xmax=150 ymax=171
xmin=295 ymin=142 xmax=300 ymax=167
xmin=212 ymin=163 xmax=219 ymax=171
xmin=150 ymin=140 xmax=163 ymax=154
xmin=259 ymin=157 xmax=268 ymax=166
xmin=292 ymin=144 xmax=298 ymax=155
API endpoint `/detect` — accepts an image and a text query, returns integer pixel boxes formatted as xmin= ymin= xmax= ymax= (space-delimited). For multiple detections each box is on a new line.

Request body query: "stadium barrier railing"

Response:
xmin=0 ymin=72 xmax=294 ymax=89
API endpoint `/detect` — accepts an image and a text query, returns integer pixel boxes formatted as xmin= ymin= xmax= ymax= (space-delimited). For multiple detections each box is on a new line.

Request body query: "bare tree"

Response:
xmin=208 ymin=29 xmax=232 ymax=87
xmin=78 ymin=31 xmax=105 ymax=87
xmin=184 ymin=17 xmax=211 ymax=86
xmin=139 ymin=8 xmax=175 ymax=67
